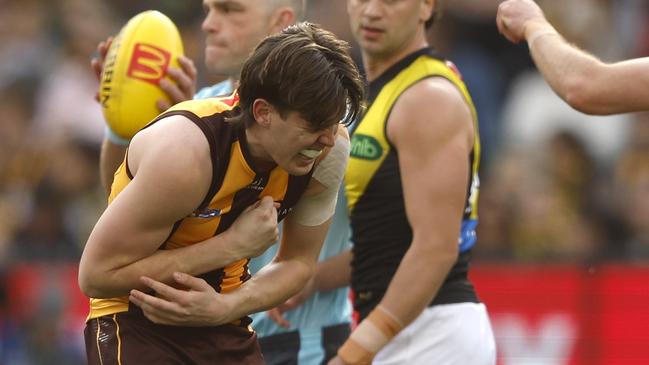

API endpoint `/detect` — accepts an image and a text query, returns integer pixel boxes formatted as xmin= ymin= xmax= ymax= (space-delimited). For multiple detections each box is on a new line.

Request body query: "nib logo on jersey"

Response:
xmin=127 ymin=43 xmax=171 ymax=85
xmin=350 ymin=134 xmax=382 ymax=160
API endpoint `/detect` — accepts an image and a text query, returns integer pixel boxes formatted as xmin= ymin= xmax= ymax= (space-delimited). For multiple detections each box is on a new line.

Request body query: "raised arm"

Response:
xmin=497 ymin=0 xmax=649 ymax=115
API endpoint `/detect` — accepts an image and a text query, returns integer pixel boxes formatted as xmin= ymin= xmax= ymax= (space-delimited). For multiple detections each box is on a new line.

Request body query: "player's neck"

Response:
xmin=243 ymin=126 xmax=277 ymax=172
xmin=363 ymin=33 xmax=428 ymax=82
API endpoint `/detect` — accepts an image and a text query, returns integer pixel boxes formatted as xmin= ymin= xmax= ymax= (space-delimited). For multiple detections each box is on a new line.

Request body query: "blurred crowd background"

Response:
xmin=1 ymin=0 xmax=648 ymax=363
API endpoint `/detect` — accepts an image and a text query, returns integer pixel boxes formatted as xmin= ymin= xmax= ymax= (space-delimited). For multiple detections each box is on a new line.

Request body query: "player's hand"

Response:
xmin=156 ymin=55 xmax=198 ymax=111
xmin=267 ymin=275 xmax=317 ymax=328
xmin=497 ymin=0 xmax=547 ymax=43
xmin=327 ymin=355 xmax=348 ymax=365
xmin=129 ymin=272 xmax=232 ymax=326
xmin=90 ymin=38 xmax=197 ymax=110
xmin=91 ymin=37 xmax=113 ymax=102
xmin=225 ymin=196 xmax=280 ymax=259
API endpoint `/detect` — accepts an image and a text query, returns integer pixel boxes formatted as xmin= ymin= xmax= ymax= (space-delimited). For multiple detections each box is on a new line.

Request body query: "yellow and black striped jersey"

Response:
xmin=345 ymin=48 xmax=481 ymax=319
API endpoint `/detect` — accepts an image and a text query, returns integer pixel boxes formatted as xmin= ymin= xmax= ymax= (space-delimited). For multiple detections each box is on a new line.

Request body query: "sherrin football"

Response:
xmin=99 ymin=10 xmax=184 ymax=139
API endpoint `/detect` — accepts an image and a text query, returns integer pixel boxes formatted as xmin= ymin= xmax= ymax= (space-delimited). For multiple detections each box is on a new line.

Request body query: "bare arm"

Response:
xmin=379 ymin=78 xmax=470 ymax=326
xmin=79 ymin=116 xmax=278 ymax=298
xmin=497 ymin=0 xmax=649 ymax=115
xmin=278 ymin=127 xmax=353 ymax=297
xmin=99 ymin=137 xmax=127 ymax=196
xmin=265 ymin=129 xmax=355 ymax=327
xmin=223 ymin=212 xmax=332 ymax=320
xmin=127 ymin=192 xmax=334 ymax=326
xmin=314 ymin=248 xmax=352 ymax=292
xmin=267 ymin=247 xmax=352 ymax=328
xmin=333 ymin=78 xmax=473 ymax=364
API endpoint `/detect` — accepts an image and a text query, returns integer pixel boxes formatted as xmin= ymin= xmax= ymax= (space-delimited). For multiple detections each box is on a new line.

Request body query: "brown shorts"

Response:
xmin=84 ymin=308 xmax=263 ymax=365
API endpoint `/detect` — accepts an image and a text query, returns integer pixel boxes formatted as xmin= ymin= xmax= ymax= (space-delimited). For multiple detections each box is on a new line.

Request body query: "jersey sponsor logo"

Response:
xmin=127 ymin=43 xmax=171 ymax=85
xmin=445 ymin=60 xmax=463 ymax=80
xmin=220 ymin=92 xmax=239 ymax=106
xmin=190 ymin=208 xmax=221 ymax=218
xmin=350 ymin=134 xmax=382 ymax=160
xmin=99 ymin=38 xmax=121 ymax=108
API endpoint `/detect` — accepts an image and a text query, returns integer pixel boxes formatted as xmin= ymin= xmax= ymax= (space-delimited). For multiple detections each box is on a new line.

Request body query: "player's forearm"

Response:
xmin=219 ymin=258 xmax=315 ymax=323
xmin=314 ymin=249 xmax=352 ymax=293
xmin=79 ymin=230 xmax=243 ymax=298
xmin=525 ymin=22 xmax=607 ymax=114
xmin=337 ymin=234 xmax=458 ymax=363
xmin=378 ymin=234 xmax=458 ymax=326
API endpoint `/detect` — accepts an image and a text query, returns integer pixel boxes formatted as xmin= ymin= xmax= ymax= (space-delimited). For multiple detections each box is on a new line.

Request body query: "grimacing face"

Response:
xmin=201 ymin=0 xmax=276 ymax=77
xmin=264 ymin=109 xmax=338 ymax=176
xmin=347 ymin=0 xmax=430 ymax=59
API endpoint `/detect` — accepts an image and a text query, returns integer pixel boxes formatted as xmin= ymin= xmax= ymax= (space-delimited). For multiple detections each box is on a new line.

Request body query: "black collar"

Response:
xmin=367 ymin=47 xmax=442 ymax=106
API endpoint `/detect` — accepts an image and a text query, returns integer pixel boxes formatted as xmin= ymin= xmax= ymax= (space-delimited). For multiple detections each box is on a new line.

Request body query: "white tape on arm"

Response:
xmin=292 ymin=134 xmax=350 ymax=226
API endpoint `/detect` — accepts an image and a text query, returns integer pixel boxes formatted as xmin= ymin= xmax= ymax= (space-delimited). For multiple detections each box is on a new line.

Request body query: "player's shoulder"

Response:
xmin=131 ymin=114 xmax=211 ymax=165
xmin=399 ymin=76 xmax=465 ymax=109
xmin=389 ymin=77 xmax=473 ymax=144
xmin=126 ymin=114 xmax=212 ymax=194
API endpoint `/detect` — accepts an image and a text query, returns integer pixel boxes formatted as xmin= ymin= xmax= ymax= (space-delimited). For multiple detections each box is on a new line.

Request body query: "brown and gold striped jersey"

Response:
xmin=88 ymin=94 xmax=313 ymax=320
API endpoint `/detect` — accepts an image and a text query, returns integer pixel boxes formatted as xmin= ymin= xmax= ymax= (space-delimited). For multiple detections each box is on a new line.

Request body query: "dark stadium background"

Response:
xmin=1 ymin=0 xmax=647 ymax=363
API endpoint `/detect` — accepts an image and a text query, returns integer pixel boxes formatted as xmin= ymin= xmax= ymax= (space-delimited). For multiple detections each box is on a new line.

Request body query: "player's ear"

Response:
xmin=252 ymin=98 xmax=275 ymax=127
xmin=420 ymin=0 xmax=435 ymax=24
xmin=268 ymin=7 xmax=296 ymax=34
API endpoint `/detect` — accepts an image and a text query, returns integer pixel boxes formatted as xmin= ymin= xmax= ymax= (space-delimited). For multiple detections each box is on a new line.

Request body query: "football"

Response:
xmin=99 ymin=10 xmax=184 ymax=139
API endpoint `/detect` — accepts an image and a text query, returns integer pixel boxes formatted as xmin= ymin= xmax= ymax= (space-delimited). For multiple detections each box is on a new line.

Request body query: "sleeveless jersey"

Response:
xmin=198 ymin=80 xmax=353 ymax=364
xmin=345 ymin=48 xmax=481 ymax=319
xmin=88 ymin=94 xmax=313 ymax=320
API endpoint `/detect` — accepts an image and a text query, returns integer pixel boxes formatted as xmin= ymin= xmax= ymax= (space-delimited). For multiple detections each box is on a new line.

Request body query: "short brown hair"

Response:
xmin=237 ymin=22 xmax=365 ymax=131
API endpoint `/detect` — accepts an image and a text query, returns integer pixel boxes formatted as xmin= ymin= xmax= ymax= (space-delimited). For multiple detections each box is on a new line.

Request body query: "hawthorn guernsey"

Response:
xmin=99 ymin=10 xmax=184 ymax=139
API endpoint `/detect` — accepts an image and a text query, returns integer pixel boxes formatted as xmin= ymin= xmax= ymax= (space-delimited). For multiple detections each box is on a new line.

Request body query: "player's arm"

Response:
xmin=265 ymin=130 xmax=354 ymax=326
xmin=497 ymin=0 xmax=649 ymax=115
xmin=336 ymin=78 xmax=473 ymax=364
xmin=312 ymin=247 xmax=352 ymax=293
xmin=279 ymin=127 xmax=353 ymax=297
xmin=127 ymin=127 xmax=351 ymax=326
xmin=527 ymin=32 xmax=649 ymax=115
xmin=224 ymin=208 xmax=334 ymax=320
xmin=267 ymin=247 xmax=352 ymax=328
xmin=196 ymin=128 xmax=351 ymax=319
xmin=100 ymin=137 xmax=128 ymax=196
xmin=79 ymin=116 xmax=277 ymax=299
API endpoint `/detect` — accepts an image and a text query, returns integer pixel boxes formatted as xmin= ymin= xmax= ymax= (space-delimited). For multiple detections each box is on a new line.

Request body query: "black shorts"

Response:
xmin=84 ymin=309 xmax=262 ymax=365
